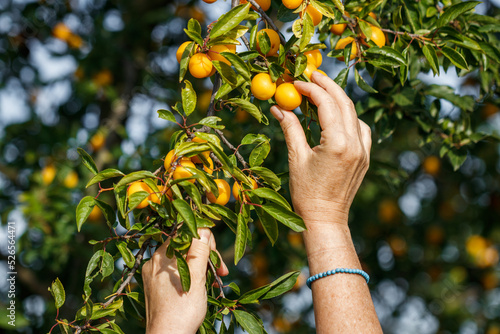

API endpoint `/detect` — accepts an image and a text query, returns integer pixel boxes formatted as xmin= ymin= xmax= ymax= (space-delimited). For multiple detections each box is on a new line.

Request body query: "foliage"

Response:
xmin=0 ymin=0 xmax=499 ymax=333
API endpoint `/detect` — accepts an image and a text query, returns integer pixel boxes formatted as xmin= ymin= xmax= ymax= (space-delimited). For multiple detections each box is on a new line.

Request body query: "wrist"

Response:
xmin=295 ymin=198 xmax=349 ymax=226
xmin=147 ymin=320 xmax=197 ymax=334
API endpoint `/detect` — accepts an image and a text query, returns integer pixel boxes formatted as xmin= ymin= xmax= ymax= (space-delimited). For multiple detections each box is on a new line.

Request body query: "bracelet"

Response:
xmin=306 ymin=268 xmax=370 ymax=288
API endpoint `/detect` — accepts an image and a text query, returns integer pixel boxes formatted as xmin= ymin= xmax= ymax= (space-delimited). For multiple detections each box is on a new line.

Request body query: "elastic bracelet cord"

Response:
xmin=306 ymin=268 xmax=370 ymax=289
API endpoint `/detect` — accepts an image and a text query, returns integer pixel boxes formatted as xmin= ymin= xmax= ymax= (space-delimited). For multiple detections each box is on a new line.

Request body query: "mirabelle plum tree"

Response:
xmin=42 ymin=0 xmax=500 ymax=333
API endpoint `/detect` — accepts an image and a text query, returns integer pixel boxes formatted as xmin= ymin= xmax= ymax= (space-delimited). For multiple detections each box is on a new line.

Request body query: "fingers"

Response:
xmin=359 ymin=120 xmax=372 ymax=162
xmin=186 ymin=228 xmax=212 ymax=284
xmin=270 ymin=105 xmax=311 ymax=160
xmin=293 ymin=80 xmax=343 ymax=132
xmin=310 ymin=71 xmax=360 ymax=133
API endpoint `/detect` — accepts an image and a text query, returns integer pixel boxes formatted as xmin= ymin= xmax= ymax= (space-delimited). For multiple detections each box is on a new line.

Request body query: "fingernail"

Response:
xmin=198 ymin=228 xmax=211 ymax=245
xmin=270 ymin=106 xmax=284 ymax=121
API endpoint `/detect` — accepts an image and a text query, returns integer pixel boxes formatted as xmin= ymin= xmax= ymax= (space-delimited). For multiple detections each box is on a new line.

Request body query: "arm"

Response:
xmin=270 ymin=71 xmax=382 ymax=333
xmin=142 ymin=228 xmax=228 ymax=334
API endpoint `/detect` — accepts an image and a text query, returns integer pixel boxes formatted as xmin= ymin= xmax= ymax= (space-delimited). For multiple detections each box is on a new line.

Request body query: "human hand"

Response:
xmin=270 ymin=71 xmax=371 ymax=225
xmin=142 ymin=228 xmax=228 ymax=334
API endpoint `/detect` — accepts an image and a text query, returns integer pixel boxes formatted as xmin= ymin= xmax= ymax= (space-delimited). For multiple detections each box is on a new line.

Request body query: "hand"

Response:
xmin=270 ymin=71 xmax=371 ymax=225
xmin=142 ymin=229 xmax=228 ymax=334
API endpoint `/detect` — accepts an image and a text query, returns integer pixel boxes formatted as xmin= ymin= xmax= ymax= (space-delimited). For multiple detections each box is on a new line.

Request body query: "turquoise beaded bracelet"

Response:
xmin=306 ymin=268 xmax=370 ymax=288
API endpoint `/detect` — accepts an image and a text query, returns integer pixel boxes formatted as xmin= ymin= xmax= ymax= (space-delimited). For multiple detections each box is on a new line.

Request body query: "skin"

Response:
xmin=142 ymin=229 xmax=228 ymax=334
xmin=143 ymin=71 xmax=382 ymax=333
xmin=269 ymin=71 xmax=382 ymax=333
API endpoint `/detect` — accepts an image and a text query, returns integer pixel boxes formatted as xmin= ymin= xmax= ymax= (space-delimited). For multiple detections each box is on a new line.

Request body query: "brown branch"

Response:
xmin=208 ymin=259 xmax=225 ymax=298
xmin=241 ymin=35 xmax=251 ymax=50
xmin=102 ymin=238 xmax=151 ymax=308
xmin=246 ymin=0 xmax=286 ymax=45
xmin=214 ymin=129 xmax=249 ymax=169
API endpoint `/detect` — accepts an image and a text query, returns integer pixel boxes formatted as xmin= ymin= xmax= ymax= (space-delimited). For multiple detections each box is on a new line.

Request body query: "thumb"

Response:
xmin=186 ymin=228 xmax=212 ymax=284
xmin=270 ymin=105 xmax=310 ymax=159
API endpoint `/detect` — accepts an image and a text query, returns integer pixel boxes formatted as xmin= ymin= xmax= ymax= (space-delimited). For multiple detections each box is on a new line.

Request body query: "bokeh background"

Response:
xmin=0 ymin=0 xmax=500 ymax=333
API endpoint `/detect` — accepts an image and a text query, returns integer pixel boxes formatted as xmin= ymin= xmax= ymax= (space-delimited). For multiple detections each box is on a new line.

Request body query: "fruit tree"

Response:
xmin=0 ymin=0 xmax=499 ymax=333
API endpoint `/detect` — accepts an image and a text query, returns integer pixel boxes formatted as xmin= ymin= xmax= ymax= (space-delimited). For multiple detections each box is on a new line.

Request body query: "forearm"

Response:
xmin=302 ymin=212 xmax=382 ymax=333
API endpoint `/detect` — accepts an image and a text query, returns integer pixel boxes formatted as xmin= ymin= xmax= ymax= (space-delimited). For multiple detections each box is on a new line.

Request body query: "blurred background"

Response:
xmin=0 ymin=0 xmax=499 ymax=333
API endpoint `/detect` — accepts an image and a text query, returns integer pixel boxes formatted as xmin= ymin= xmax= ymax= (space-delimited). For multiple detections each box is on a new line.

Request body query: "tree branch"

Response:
xmin=214 ymin=129 xmax=248 ymax=169
xmin=208 ymin=259 xmax=225 ymax=298
xmin=102 ymin=238 xmax=151 ymax=308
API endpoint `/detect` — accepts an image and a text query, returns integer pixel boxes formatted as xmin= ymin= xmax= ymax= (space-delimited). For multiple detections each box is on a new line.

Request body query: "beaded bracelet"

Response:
xmin=306 ymin=268 xmax=370 ymax=288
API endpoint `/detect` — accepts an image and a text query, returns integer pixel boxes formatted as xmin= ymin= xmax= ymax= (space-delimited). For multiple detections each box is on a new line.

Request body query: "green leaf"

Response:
xmin=249 ymin=141 xmax=270 ymax=167
xmin=334 ymin=68 xmax=349 ymax=88
xmin=76 ymin=196 xmax=96 ymax=232
xmin=255 ymin=206 xmax=278 ymax=245
xmin=194 ymin=132 xmax=222 ymax=149
xmin=114 ymin=185 xmax=128 ymax=219
xmin=212 ymin=60 xmax=238 ymax=86
xmin=261 ymin=203 xmax=306 ymax=232
xmin=207 ymin=142 xmax=234 ymax=173
xmin=249 ymin=167 xmax=281 ymax=191
xmin=447 ymin=149 xmax=468 ymax=171
xmin=198 ymin=116 xmax=225 ymax=130
xmin=115 ymin=170 xmax=157 ymax=188
xmin=402 ymin=0 xmax=418 ymax=32
xmin=86 ymin=168 xmax=124 ymax=188
xmin=94 ymin=199 xmax=116 ymax=228
xmin=294 ymin=54 xmax=308 ymax=77
xmin=101 ymin=251 xmax=114 ymax=278
xmin=223 ymin=284 xmax=238 ymax=298
xmin=241 ymin=134 xmax=269 ymax=145
xmin=182 ymin=80 xmax=197 ymax=117
xmin=262 ymin=271 xmax=300 ymax=299
xmin=175 ymin=251 xmax=191 ymax=292
xmin=157 ymin=109 xmax=177 ymax=123
xmin=298 ymin=13 xmax=314 ymax=51
xmin=90 ymin=300 xmax=123 ymax=320
xmin=127 ymin=190 xmax=149 ymax=211
xmin=210 ymin=4 xmax=250 ymax=39
xmin=331 ymin=0 xmax=344 ymax=13
xmin=358 ymin=20 xmax=373 ymax=43
xmin=441 ymin=46 xmax=468 ymax=70
xmin=355 ymin=69 xmax=378 ymax=93
xmin=234 ymin=213 xmax=248 ymax=265
xmin=232 ymin=310 xmax=264 ymax=334
xmin=175 ymin=141 xmax=211 ymax=157
xmin=116 ymin=241 xmax=135 ymax=268
xmin=179 ymin=42 xmax=196 ymax=82
xmin=188 ymin=18 xmax=201 ymax=35
xmin=364 ymin=46 xmax=406 ymax=65
xmin=227 ymin=98 xmax=262 ymax=123
xmin=77 ymin=148 xmax=98 ymax=175
xmin=179 ymin=181 xmax=203 ymax=210
xmin=221 ymin=52 xmax=251 ymax=81
xmin=50 ymin=278 xmax=65 ymax=309
xmin=425 ymin=84 xmax=475 ymax=111
xmin=310 ymin=0 xmax=338 ymax=19
xmin=257 ymin=29 xmax=271 ymax=56
xmin=210 ymin=204 xmax=238 ymax=233
xmin=436 ymin=1 xmax=480 ymax=28
xmin=172 ymin=199 xmax=199 ymax=238
xmin=184 ymin=26 xmax=203 ymax=46
xmin=422 ymin=45 xmax=439 ymax=76
xmin=251 ymin=188 xmax=291 ymax=210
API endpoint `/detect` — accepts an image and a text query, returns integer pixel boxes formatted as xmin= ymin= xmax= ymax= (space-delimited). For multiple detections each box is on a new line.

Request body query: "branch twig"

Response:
xmin=208 ymin=259 xmax=225 ymax=298
xmin=214 ymin=129 xmax=249 ymax=169
xmin=102 ymin=238 xmax=151 ymax=308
